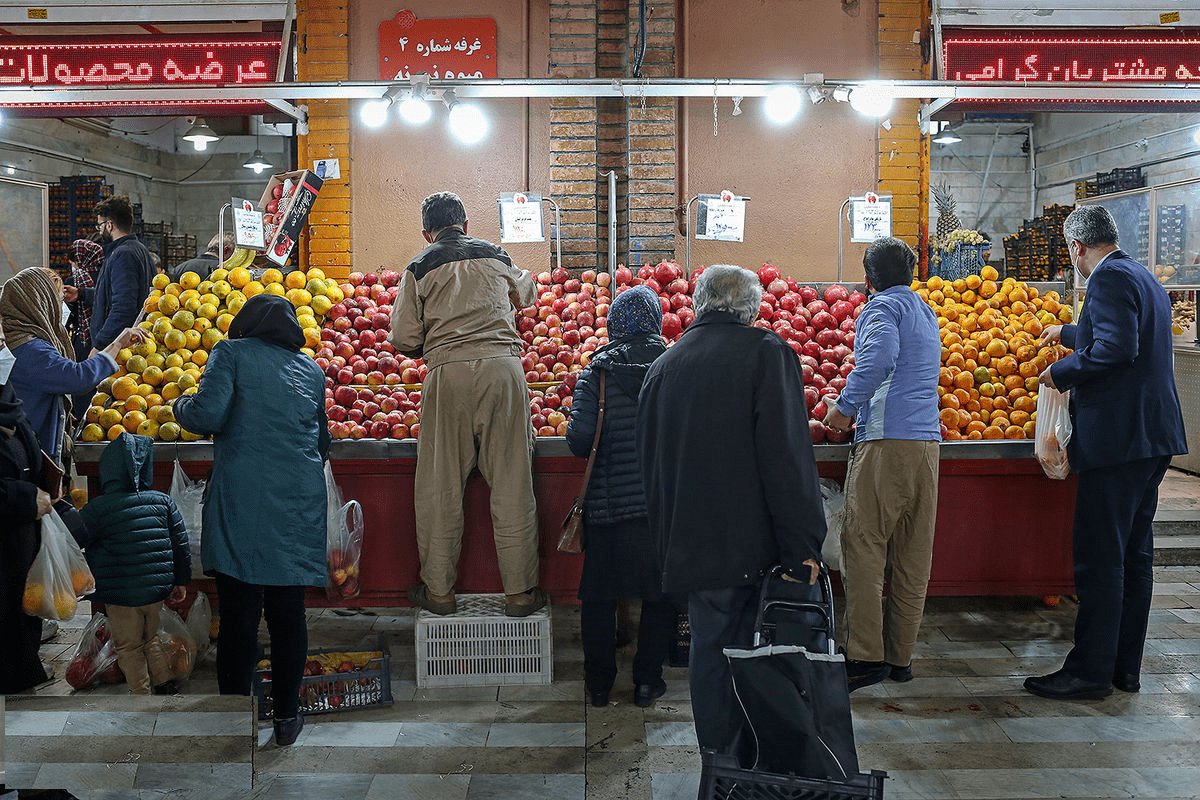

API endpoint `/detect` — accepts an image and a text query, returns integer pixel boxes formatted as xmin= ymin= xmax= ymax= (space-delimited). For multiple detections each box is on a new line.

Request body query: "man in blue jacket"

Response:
xmin=1025 ymin=205 xmax=1187 ymax=700
xmin=90 ymin=195 xmax=155 ymax=350
xmin=825 ymin=237 xmax=942 ymax=691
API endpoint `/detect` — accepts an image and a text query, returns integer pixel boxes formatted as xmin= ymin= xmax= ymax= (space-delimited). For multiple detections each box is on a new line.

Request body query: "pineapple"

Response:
xmin=933 ymin=183 xmax=961 ymax=238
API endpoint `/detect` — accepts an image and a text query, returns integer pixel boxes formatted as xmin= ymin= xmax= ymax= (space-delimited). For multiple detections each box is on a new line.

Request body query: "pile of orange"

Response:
xmin=914 ymin=265 xmax=1073 ymax=441
xmin=79 ymin=266 xmax=339 ymax=443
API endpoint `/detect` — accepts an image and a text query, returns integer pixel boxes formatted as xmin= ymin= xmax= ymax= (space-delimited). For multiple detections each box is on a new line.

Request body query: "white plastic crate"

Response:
xmin=415 ymin=594 xmax=553 ymax=688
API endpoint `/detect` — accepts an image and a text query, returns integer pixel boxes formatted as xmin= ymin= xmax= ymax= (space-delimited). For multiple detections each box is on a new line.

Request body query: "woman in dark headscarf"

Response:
xmin=0 ymin=266 xmax=142 ymax=468
xmin=565 ymin=285 xmax=677 ymax=709
xmin=0 ymin=380 xmax=58 ymax=692
xmin=62 ymin=238 xmax=106 ymax=356
xmin=173 ymin=293 xmax=329 ymax=746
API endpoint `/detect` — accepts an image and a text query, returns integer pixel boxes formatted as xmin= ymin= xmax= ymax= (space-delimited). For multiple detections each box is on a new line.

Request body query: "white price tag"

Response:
xmin=231 ymin=197 xmax=265 ymax=250
xmin=498 ymin=193 xmax=545 ymax=243
xmin=850 ymin=193 xmax=892 ymax=243
xmin=696 ymin=191 xmax=746 ymax=242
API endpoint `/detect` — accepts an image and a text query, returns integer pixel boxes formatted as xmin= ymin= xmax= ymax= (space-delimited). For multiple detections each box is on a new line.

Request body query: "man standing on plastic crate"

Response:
xmin=390 ymin=192 xmax=547 ymax=618
xmin=638 ymin=264 xmax=824 ymax=755
xmin=824 ymin=238 xmax=942 ymax=692
xmin=1024 ymin=205 xmax=1187 ymax=700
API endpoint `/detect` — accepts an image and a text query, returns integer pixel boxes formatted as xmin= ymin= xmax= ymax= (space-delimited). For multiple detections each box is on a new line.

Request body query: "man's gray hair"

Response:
xmin=1063 ymin=205 xmax=1119 ymax=247
xmin=692 ymin=265 xmax=763 ymax=325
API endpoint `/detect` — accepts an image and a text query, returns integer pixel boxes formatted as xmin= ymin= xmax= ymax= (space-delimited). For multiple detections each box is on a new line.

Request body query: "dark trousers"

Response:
xmin=688 ymin=585 xmax=760 ymax=753
xmin=581 ymin=598 xmax=675 ymax=692
xmin=1062 ymin=456 xmax=1171 ymax=684
xmin=214 ymin=573 xmax=308 ymax=719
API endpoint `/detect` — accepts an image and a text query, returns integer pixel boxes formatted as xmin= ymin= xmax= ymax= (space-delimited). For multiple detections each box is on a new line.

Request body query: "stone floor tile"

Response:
xmin=497 ymin=679 xmax=583 ymax=702
xmin=644 ymin=722 xmax=696 ymax=747
xmin=392 ymin=722 xmax=491 ymax=748
xmin=32 ymin=762 xmax=138 ymax=792
xmin=411 ymin=685 xmax=499 ymax=702
xmin=251 ymin=772 xmax=374 ymax=800
xmin=587 ymin=704 xmax=649 ymax=752
xmin=1146 ymin=638 xmax=1200 ymax=655
xmin=134 ymin=762 xmax=253 ymax=793
xmin=997 ymin=715 xmax=1190 ymax=743
xmin=364 ymin=773 xmax=471 ymax=800
xmin=486 ymin=721 xmax=585 ymax=747
xmin=292 ymin=720 xmax=403 ymax=747
xmin=649 ymin=771 xmax=701 ymax=800
xmin=1153 ymin=583 xmax=1200 ymax=595
xmin=153 ymin=710 xmax=251 ymax=736
xmin=4 ymin=710 xmax=70 ymax=736
xmin=463 ymin=773 xmax=586 ymax=799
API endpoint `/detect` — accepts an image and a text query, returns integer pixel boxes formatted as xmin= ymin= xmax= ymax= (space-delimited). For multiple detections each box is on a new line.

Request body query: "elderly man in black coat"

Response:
xmin=637 ymin=264 xmax=826 ymax=755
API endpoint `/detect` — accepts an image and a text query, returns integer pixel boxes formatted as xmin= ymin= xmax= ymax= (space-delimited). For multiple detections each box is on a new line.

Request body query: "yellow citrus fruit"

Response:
xmin=182 ymin=295 xmax=203 ymax=315
xmin=53 ymin=591 xmax=78 ymax=619
xmin=265 ymin=283 xmax=286 ymax=297
xmin=111 ymin=376 xmax=138 ymax=401
xmin=215 ymin=314 xmax=234 ymax=333
xmin=125 ymin=355 xmax=148 ymax=375
xmin=228 ymin=267 xmax=252 ymax=289
xmin=141 ymin=365 xmax=164 ymax=386
xmin=210 ymin=267 xmax=229 ymax=282
xmin=116 ymin=348 xmax=133 ymax=365
xmin=303 ymin=327 xmax=321 ymax=349
xmin=177 ymin=372 xmax=198 ymax=391
xmin=311 ymin=295 xmax=333 ymax=316
xmin=197 ymin=280 xmax=214 ymax=295
xmin=184 ymin=329 xmax=203 ymax=350
xmin=306 ymin=268 xmax=326 ymax=282
xmin=80 ymin=423 xmax=105 ymax=442
xmin=164 ymin=283 xmax=182 ymax=298
xmin=137 ymin=382 xmax=155 ymax=398
xmin=202 ymin=329 xmax=224 ymax=349
xmin=200 ymin=293 xmax=220 ymax=308
xmin=158 ymin=421 xmax=181 ymax=441
xmin=243 ymin=280 xmax=266 ymax=298
xmin=90 ymin=391 xmax=110 ymax=407
xmin=261 ymin=268 xmax=284 ymax=286
xmin=106 ymin=423 xmax=125 ymax=441
xmin=163 ymin=329 xmax=187 ymax=351
xmin=193 ymin=317 xmax=213 ymax=334
xmin=162 ymin=366 xmax=184 ymax=384
xmin=176 ymin=347 xmax=193 ymax=364
xmin=227 ymin=295 xmax=246 ymax=315
xmin=152 ymin=318 xmax=174 ymax=339
xmin=211 ymin=280 xmax=232 ymax=300
xmin=190 ymin=349 xmax=209 ymax=367
xmin=158 ymin=294 xmax=181 ymax=315
xmin=85 ymin=405 xmax=103 ymax=424
xmin=198 ymin=303 xmax=219 ymax=320
xmin=22 ymin=583 xmax=45 ymax=614
xmin=161 ymin=382 xmax=182 ymax=401
xmin=163 ymin=353 xmax=184 ymax=370
xmin=325 ymin=285 xmax=344 ymax=304
xmin=123 ymin=410 xmax=147 ymax=432
xmin=98 ymin=408 xmax=123 ymax=429
xmin=136 ymin=419 xmax=159 ymax=438
xmin=123 ymin=394 xmax=148 ymax=413
xmin=286 ymin=288 xmax=312 ymax=308
xmin=305 ymin=278 xmax=327 ymax=297
xmin=133 ymin=338 xmax=157 ymax=356
xmin=179 ymin=271 xmax=201 ymax=290
xmin=152 ymin=273 xmax=171 ymax=291
xmin=284 ymin=270 xmax=307 ymax=290
xmin=171 ymin=310 xmax=196 ymax=331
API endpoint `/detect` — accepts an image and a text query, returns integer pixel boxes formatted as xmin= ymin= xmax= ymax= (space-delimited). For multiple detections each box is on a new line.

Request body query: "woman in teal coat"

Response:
xmin=174 ymin=293 xmax=329 ymax=746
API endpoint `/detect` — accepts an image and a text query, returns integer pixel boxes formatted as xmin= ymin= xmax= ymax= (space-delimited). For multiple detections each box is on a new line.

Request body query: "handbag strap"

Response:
xmin=577 ymin=372 xmax=606 ymax=501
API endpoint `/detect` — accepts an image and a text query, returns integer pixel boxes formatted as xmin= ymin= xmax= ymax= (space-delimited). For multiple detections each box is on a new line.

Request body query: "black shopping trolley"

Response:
xmin=699 ymin=564 xmax=887 ymax=800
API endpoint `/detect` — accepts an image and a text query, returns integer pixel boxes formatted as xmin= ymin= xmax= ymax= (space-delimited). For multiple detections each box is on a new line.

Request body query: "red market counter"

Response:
xmin=73 ymin=439 xmax=1076 ymax=605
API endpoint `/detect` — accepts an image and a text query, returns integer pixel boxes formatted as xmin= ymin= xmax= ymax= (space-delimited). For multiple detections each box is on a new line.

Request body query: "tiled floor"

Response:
xmin=6 ymin=470 xmax=1200 ymax=799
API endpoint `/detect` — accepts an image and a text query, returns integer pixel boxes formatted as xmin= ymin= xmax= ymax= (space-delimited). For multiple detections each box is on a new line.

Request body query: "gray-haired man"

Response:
xmin=637 ymin=264 xmax=825 ymax=754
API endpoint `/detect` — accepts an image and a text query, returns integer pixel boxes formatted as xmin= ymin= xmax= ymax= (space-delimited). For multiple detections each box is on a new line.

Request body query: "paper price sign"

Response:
xmin=231 ymin=197 xmax=265 ymax=250
xmin=696 ymin=191 xmax=746 ymax=242
xmin=498 ymin=193 xmax=544 ymax=243
xmin=850 ymin=194 xmax=892 ymax=243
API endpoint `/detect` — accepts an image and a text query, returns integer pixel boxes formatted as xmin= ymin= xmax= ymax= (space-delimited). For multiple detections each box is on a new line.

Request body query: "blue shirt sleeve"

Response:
xmin=11 ymin=339 xmax=117 ymax=395
xmin=835 ymin=302 xmax=900 ymax=419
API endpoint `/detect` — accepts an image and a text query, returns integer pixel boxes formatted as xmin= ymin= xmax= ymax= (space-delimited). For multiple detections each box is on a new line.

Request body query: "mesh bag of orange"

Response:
xmin=22 ymin=508 xmax=95 ymax=620
xmin=1034 ymin=387 xmax=1072 ymax=480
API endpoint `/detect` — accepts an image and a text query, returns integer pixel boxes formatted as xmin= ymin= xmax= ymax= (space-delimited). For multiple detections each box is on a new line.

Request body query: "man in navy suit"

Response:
xmin=1025 ymin=205 xmax=1187 ymax=700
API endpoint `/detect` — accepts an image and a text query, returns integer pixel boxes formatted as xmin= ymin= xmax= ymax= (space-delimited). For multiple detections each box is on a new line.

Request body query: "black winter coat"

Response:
xmin=79 ymin=433 xmax=191 ymax=607
xmin=637 ymin=311 xmax=826 ymax=594
xmin=566 ymin=335 xmax=666 ymax=525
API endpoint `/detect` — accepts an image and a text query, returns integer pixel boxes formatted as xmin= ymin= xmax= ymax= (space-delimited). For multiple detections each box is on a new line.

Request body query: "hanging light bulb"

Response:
xmin=181 ymin=118 xmax=220 ymax=151
xmin=243 ymin=119 xmax=274 ymax=174
xmin=932 ymin=122 xmax=962 ymax=144
xmin=398 ymin=90 xmax=432 ymax=125
xmin=763 ymin=85 xmax=803 ymax=124
xmin=445 ymin=90 xmax=488 ymax=144
xmin=360 ymin=99 xmax=390 ymax=128
xmin=848 ymin=83 xmax=894 ymax=117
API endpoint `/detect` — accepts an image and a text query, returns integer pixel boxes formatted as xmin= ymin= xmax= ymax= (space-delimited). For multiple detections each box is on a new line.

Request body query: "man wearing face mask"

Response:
xmin=90 ymin=195 xmax=155 ymax=351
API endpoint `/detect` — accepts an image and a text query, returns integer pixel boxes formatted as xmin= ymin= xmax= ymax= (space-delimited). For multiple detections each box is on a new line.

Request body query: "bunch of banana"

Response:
xmin=219 ymin=247 xmax=256 ymax=270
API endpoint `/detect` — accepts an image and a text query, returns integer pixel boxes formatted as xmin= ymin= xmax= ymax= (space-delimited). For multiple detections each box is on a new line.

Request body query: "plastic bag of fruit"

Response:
xmin=1035 ymin=387 xmax=1072 ymax=480
xmin=157 ymin=606 xmax=199 ymax=681
xmin=324 ymin=462 xmax=363 ymax=602
xmin=22 ymin=508 xmax=95 ymax=620
xmin=65 ymin=612 xmax=122 ymax=690
xmin=819 ymin=478 xmax=846 ymax=572
xmin=185 ymin=591 xmax=213 ymax=661
xmin=170 ymin=459 xmax=205 ymax=579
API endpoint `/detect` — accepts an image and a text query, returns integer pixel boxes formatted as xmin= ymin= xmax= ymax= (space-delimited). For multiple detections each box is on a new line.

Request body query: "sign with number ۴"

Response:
xmin=378 ymin=10 xmax=497 ymax=80
xmin=231 ymin=197 xmax=265 ymax=250
xmin=498 ymin=193 xmax=544 ymax=243
xmin=696 ymin=190 xmax=747 ymax=242
xmin=850 ymin=193 xmax=892 ymax=242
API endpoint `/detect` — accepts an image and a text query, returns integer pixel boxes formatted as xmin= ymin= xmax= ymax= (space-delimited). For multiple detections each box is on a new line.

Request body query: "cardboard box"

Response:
xmin=257 ymin=169 xmax=324 ymax=267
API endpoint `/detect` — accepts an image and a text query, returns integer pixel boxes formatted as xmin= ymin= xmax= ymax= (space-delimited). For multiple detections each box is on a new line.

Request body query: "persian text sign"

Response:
xmin=943 ymin=28 xmax=1200 ymax=83
xmin=0 ymin=36 xmax=279 ymax=88
xmin=379 ymin=10 xmax=497 ymax=80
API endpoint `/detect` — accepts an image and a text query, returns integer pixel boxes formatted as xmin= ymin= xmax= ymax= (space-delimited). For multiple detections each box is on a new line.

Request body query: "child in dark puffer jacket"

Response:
xmin=79 ymin=432 xmax=190 ymax=695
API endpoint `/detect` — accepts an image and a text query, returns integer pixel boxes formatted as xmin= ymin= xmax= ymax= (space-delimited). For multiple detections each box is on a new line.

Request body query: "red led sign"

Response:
xmin=943 ymin=27 xmax=1200 ymax=84
xmin=378 ymin=10 xmax=497 ymax=80
xmin=0 ymin=35 xmax=281 ymax=116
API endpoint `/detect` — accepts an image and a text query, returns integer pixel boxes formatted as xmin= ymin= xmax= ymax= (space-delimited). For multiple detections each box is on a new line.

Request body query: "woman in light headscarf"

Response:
xmin=173 ymin=293 xmax=329 ymax=747
xmin=0 ymin=266 xmax=142 ymax=468
xmin=565 ymin=285 xmax=677 ymax=709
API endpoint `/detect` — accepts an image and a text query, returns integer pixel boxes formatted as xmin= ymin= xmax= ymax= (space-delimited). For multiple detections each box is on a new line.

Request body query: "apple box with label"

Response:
xmin=258 ymin=169 xmax=325 ymax=267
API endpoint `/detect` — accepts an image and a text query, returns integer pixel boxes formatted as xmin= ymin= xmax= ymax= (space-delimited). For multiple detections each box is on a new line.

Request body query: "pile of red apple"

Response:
xmin=518 ymin=267 xmax=612 ymax=381
xmin=530 ymin=381 xmax=577 ymax=436
xmin=750 ymin=264 xmax=866 ymax=444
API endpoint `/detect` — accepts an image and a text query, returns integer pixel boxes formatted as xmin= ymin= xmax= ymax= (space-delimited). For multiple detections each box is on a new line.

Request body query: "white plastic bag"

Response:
xmin=22 ymin=508 xmax=95 ymax=620
xmin=324 ymin=462 xmax=363 ymax=601
xmin=157 ymin=606 xmax=198 ymax=681
xmin=170 ymin=460 xmax=205 ymax=579
xmin=1035 ymin=388 xmax=1072 ymax=480
xmin=184 ymin=591 xmax=213 ymax=661
xmin=65 ymin=612 xmax=121 ymax=689
xmin=819 ymin=478 xmax=846 ymax=572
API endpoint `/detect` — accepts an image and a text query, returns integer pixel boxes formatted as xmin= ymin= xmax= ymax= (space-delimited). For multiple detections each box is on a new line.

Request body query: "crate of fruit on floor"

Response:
xmin=254 ymin=633 xmax=392 ymax=719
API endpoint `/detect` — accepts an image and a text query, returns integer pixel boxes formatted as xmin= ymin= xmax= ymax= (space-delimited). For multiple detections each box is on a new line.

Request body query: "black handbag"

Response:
xmin=558 ymin=373 xmax=605 ymax=554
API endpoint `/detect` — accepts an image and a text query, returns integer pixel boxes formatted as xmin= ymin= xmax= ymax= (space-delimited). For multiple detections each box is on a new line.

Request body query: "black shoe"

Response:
xmin=153 ymin=680 xmax=181 ymax=696
xmin=588 ymin=689 xmax=610 ymax=707
xmin=845 ymin=660 xmax=889 ymax=693
xmin=634 ymin=680 xmax=667 ymax=708
xmin=1023 ymin=669 xmax=1113 ymax=700
xmin=1113 ymin=673 xmax=1141 ymax=693
xmin=273 ymin=715 xmax=304 ymax=746
xmin=887 ymin=662 xmax=913 ymax=682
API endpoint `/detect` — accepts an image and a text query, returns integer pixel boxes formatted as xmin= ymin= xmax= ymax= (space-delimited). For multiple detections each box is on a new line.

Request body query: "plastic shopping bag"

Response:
xmin=170 ymin=460 xmax=205 ymax=579
xmin=1035 ymin=388 xmax=1072 ymax=480
xmin=22 ymin=508 xmax=95 ymax=620
xmin=819 ymin=478 xmax=846 ymax=572
xmin=65 ymin=613 xmax=122 ymax=689
xmin=184 ymin=591 xmax=213 ymax=661
xmin=158 ymin=606 xmax=199 ymax=681
xmin=324 ymin=462 xmax=363 ymax=602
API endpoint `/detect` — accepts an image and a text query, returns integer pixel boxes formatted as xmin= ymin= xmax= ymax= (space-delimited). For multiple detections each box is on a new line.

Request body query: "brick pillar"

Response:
xmin=877 ymin=0 xmax=929 ymax=274
xmin=297 ymin=0 xmax=351 ymax=279
xmin=549 ymin=2 xmax=600 ymax=270
xmin=625 ymin=1 xmax=676 ymax=268
xmin=596 ymin=0 xmax=629 ymax=270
